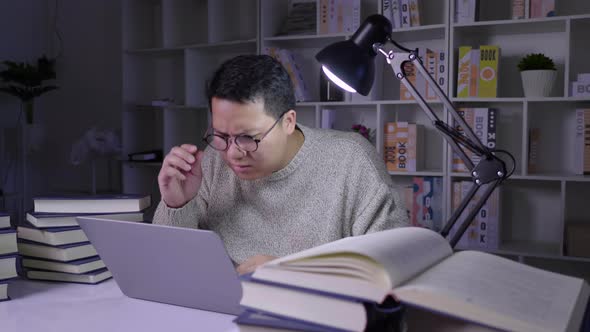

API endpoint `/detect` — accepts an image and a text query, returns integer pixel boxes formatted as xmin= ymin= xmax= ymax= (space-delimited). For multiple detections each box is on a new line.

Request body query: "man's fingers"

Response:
xmin=163 ymin=167 xmax=186 ymax=182
xmin=165 ymin=155 xmax=192 ymax=172
xmin=171 ymin=146 xmax=196 ymax=164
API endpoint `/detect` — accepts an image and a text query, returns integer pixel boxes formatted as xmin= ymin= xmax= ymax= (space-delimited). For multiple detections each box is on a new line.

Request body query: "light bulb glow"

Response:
xmin=322 ymin=66 xmax=356 ymax=93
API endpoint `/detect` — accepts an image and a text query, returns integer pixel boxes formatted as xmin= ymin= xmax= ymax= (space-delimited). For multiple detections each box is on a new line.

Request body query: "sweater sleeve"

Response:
xmin=152 ymin=148 xmax=213 ymax=229
xmin=351 ymin=181 xmax=409 ymax=235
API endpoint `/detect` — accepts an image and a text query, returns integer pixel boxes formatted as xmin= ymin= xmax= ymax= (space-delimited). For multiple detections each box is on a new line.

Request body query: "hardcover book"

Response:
xmin=33 ymin=194 xmax=151 ymax=214
xmin=478 ymin=45 xmax=500 ymax=98
xmin=0 ymin=254 xmax=18 ymax=280
xmin=25 ymin=267 xmax=112 ymax=284
xmin=26 ymin=211 xmax=144 ymax=228
xmin=456 ymin=46 xmax=472 ymax=98
xmin=17 ymin=239 xmax=97 ymax=262
xmin=0 ymin=229 xmax=17 ymax=256
xmin=246 ymin=227 xmax=589 ymax=332
xmin=0 ymin=213 xmax=9 ymax=229
xmin=21 ymin=255 xmax=106 ymax=274
xmin=17 ymin=224 xmax=88 ymax=246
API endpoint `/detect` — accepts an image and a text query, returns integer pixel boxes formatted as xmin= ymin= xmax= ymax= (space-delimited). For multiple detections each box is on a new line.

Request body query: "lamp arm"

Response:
xmin=379 ymin=47 xmax=509 ymax=248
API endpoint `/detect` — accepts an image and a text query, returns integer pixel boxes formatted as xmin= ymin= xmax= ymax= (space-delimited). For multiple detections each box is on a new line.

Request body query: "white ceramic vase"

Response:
xmin=521 ymin=70 xmax=557 ymax=97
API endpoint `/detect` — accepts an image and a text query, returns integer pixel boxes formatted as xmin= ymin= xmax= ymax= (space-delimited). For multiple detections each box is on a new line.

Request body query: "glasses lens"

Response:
xmin=235 ymin=136 xmax=258 ymax=152
xmin=205 ymin=135 xmax=228 ymax=151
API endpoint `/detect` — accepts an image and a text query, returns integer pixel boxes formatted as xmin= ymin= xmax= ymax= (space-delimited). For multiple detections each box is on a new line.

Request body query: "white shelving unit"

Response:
xmin=122 ymin=0 xmax=590 ymax=279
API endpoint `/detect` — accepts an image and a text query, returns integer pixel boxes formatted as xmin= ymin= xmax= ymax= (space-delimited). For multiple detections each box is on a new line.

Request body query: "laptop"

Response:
xmin=76 ymin=216 xmax=243 ymax=315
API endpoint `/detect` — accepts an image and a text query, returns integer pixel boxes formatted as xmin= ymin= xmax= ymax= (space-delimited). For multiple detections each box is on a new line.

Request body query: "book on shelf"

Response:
xmin=17 ymin=239 xmax=97 ymax=262
xmin=449 ymin=181 xmax=501 ymax=250
xmin=478 ymin=45 xmax=500 ymax=98
xmin=382 ymin=0 xmax=403 ymax=30
xmin=33 ymin=194 xmax=151 ymax=214
xmin=512 ymin=0 xmax=529 ymax=19
xmin=17 ymin=223 xmax=88 ymax=246
xmin=455 ymin=0 xmax=478 ymax=23
xmin=26 ymin=210 xmax=145 ymax=228
xmin=571 ymin=73 xmax=590 ymax=97
xmin=573 ymin=109 xmax=590 ymax=175
xmin=245 ymin=227 xmax=590 ymax=332
xmin=400 ymin=0 xmax=411 ymax=28
xmin=384 ymin=122 xmax=423 ymax=172
xmin=0 ymin=212 xmax=9 ymax=229
xmin=528 ymin=127 xmax=541 ymax=173
xmin=25 ymin=267 xmax=112 ymax=284
xmin=452 ymin=108 xmax=497 ymax=172
xmin=408 ymin=0 xmax=421 ymax=27
xmin=318 ymin=0 xmax=360 ymax=34
xmin=530 ymin=0 xmax=555 ymax=18
xmin=21 ymin=255 xmax=106 ymax=274
xmin=0 ymin=228 xmax=17 ymax=256
xmin=0 ymin=254 xmax=18 ymax=280
xmin=412 ymin=176 xmax=443 ymax=231
xmin=278 ymin=0 xmax=316 ymax=36
xmin=456 ymin=46 xmax=472 ymax=98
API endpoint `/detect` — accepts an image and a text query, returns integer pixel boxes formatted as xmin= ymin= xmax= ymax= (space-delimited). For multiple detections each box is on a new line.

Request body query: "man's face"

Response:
xmin=210 ymin=97 xmax=291 ymax=180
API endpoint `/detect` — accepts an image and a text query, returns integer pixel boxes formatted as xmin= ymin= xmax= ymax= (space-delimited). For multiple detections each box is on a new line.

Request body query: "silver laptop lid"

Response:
xmin=77 ymin=217 xmax=242 ymax=315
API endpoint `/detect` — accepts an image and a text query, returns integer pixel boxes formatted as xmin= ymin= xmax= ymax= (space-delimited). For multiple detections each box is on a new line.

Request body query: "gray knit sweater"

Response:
xmin=153 ymin=125 xmax=408 ymax=264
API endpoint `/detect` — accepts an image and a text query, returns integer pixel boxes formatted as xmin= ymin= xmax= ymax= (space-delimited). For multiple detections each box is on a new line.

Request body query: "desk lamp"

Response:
xmin=316 ymin=14 xmax=516 ymax=247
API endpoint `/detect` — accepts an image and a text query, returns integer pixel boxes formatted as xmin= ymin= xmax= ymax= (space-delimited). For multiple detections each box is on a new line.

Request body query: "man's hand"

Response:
xmin=236 ymin=255 xmax=277 ymax=275
xmin=158 ymin=144 xmax=204 ymax=208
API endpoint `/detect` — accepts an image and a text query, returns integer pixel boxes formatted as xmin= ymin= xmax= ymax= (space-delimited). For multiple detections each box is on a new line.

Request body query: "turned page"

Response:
xmin=266 ymin=227 xmax=453 ymax=287
xmin=395 ymin=251 xmax=590 ymax=332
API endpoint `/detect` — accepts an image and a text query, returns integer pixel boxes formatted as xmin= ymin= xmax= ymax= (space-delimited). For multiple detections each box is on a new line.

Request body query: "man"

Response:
xmin=153 ymin=55 xmax=408 ymax=275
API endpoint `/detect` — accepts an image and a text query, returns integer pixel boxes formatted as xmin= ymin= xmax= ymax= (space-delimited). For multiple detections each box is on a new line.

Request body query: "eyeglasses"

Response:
xmin=203 ymin=112 xmax=287 ymax=152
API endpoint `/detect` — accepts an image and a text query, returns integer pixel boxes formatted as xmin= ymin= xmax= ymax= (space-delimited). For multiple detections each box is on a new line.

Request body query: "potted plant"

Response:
xmin=0 ymin=55 xmax=58 ymax=124
xmin=517 ymin=53 xmax=556 ymax=97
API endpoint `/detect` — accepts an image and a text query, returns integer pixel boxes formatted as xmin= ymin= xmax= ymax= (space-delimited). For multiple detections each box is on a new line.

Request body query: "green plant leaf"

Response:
xmin=518 ymin=53 xmax=556 ymax=71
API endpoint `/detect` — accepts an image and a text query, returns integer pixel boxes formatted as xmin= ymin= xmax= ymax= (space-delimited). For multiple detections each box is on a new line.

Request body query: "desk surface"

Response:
xmin=0 ymin=278 xmax=244 ymax=332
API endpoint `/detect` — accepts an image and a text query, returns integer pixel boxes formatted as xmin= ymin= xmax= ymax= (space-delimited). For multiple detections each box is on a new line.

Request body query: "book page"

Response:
xmin=267 ymin=227 xmax=453 ymax=287
xmin=395 ymin=251 xmax=589 ymax=332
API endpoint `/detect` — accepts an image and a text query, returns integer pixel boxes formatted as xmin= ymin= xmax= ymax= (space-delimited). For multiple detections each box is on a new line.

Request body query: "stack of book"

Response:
xmin=234 ymin=227 xmax=589 ymax=332
xmin=0 ymin=212 xmax=18 ymax=301
xmin=17 ymin=194 xmax=150 ymax=284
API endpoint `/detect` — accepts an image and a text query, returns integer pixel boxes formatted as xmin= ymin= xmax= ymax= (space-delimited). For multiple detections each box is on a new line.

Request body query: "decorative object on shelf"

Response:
xmin=517 ymin=53 xmax=556 ymax=97
xmin=0 ymin=55 xmax=58 ymax=125
xmin=70 ymin=128 xmax=122 ymax=194
xmin=278 ymin=0 xmax=316 ymax=36
xmin=351 ymin=124 xmax=375 ymax=142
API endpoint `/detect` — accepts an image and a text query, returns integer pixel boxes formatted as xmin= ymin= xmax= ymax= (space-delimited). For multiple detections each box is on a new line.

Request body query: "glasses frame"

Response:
xmin=202 ymin=111 xmax=288 ymax=152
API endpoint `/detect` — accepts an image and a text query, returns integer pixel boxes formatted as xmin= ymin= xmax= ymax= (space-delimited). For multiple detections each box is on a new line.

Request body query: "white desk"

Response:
xmin=0 ymin=278 xmax=243 ymax=332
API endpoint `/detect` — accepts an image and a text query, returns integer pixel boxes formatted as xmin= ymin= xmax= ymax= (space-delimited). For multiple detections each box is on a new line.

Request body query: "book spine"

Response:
xmin=400 ymin=61 xmax=417 ymax=100
xmin=408 ymin=123 xmax=418 ymax=172
xmin=469 ymin=48 xmax=480 ymax=97
xmin=384 ymin=122 xmax=410 ymax=172
xmin=452 ymin=108 xmax=474 ymax=172
xmin=382 ymin=0 xmax=392 ymax=24
xmin=351 ymin=0 xmax=360 ymax=32
xmin=585 ymin=109 xmax=590 ymax=174
xmin=457 ymin=46 xmax=472 ymax=98
xmin=530 ymin=0 xmax=542 ymax=18
xmin=319 ymin=0 xmax=329 ymax=34
xmin=470 ymin=108 xmax=489 ymax=167
xmin=512 ymin=0 xmax=526 ymax=19
xmin=542 ymin=0 xmax=555 ymax=17
xmin=437 ymin=50 xmax=447 ymax=94
xmin=409 ymin=0 xmax=421 ymax=27
xmin=426 ymin=51 xmax=437 ymax=100
xmin=411 ymin=177 xmax=424 ymax=227
xmin=403 ymin=184 xmax=414 ymax=223
xmin=524 ymin=0 xmax=530 ymax=18
xmin=391 ymin=0 xmax=402 ymax=29
xmin=478 ymin=45 xmax=500 ymax=98
xmin=400 ymin=0 xmax=411 ymax=28
xmin=527 ymin=127 xmax=540 ymax=174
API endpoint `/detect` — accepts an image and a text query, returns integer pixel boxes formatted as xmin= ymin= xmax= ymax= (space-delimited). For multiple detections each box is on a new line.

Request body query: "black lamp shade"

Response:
xmin=315 ymin=14 xmax=392 ymax=96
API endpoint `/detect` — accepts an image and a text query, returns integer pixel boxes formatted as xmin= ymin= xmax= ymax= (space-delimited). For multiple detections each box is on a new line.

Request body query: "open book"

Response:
xmin=246 ymin=227 xmax=589 ymax=332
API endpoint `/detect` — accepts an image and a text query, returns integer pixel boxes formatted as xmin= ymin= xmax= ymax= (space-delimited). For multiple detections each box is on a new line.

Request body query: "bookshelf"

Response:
xmin=121 ymin=0 xmax=590 ymax=279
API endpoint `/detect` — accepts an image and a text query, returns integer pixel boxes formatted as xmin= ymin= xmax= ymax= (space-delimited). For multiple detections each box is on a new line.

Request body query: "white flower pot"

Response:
xmin=521 ymin=70 xmax=557 ymax=97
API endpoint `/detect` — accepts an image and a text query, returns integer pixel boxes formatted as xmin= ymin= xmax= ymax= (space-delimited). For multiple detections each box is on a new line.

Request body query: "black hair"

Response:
xmin=206 ymin=54 xmax=296 ymax=119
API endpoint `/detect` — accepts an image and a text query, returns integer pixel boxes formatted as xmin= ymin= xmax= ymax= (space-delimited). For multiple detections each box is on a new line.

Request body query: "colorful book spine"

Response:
xmin=469 ymin=49 xmax=480 ymax=97
xmin=574 ymin=109 xmax=585 ymax=175
xmin=412 ymin=177 xmax=443 ymax=231
xmin=512 ymin=0 xmax=526 ymax=19
xmin=391 ymin=0 xmax=402 ymax=29
xmin=426 ymin=50 xmax=437 ymax=100
xmin=452 ymin=108 xmax=475 ymax=172
xmin=384 ymin=122 xmax=410 ymax=172
xmin=456 ymin=46 xmax=472 ymax=98
xmin=585 ymin=109 xmax=590 ymax=174
xmin=478 ymin=45 xmax=500 ymax=98
xmin=409 ymin=0 xmax=421 ymax=27
xmin=400 ymin=61 xmax=417 ymax=100
xmin=531 ymin=0 xmax=554 ymax=18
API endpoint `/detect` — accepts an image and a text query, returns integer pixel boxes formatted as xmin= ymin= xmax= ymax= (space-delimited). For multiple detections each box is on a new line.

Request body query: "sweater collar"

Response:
xmin=262 ymin=124 xmax=314 ymax=182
